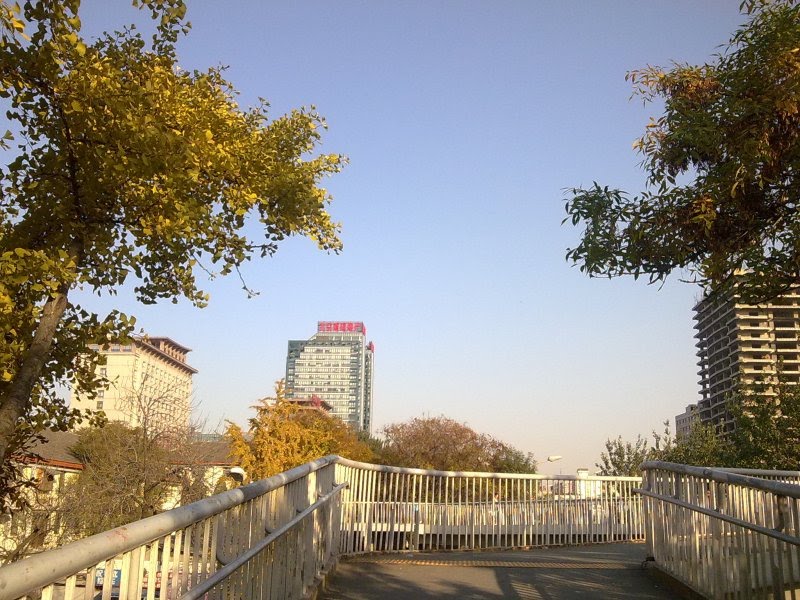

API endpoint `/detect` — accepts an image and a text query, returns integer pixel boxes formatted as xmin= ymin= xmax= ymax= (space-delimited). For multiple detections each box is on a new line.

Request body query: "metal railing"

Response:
xmin=640 ymin=461 xmax=800 ymax=599
xmin=335 ymin=458 xmax=643 ymax=553
xmin=1 ymin=457 xmax=644 ymax=600
xmin=0 ymin=456 xmax=342 ymax=600
xmin=719 ymin=467 xmax=800 ymax=485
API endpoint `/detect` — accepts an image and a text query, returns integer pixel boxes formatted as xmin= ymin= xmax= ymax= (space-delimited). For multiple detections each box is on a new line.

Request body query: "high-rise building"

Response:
xmin=694 ymin=287 xmax=800 ymax=430
xmin=285 ymin=321 xmax=374 ymax=433
xmin=71 ymin=336 xmax=197 ymax=432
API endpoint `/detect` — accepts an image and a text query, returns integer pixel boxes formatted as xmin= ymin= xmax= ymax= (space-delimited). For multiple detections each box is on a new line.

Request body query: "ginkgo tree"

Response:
xmin=0 ymin=0 xmax=345 ymax=507
xmin=226 ymin=381 xmax=373 ymax=480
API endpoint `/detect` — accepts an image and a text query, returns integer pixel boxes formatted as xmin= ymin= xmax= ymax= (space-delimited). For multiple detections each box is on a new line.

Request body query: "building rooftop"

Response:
xmin=136 ymin=336 xmax=198 ymax=374
xmin=25 ymin=430 xmax=82 ymax=470
xmin=287 ymin=396 xmax=334 ymax=412
xmin=21 ymin=429 xmax=235 ymax=469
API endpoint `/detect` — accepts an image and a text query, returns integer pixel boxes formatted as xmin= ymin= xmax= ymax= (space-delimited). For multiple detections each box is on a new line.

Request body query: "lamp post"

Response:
xmin=546 ymin=455 xmax=563 ymax=476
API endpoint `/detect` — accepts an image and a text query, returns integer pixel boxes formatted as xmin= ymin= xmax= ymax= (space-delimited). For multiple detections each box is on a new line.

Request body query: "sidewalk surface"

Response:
xmin=320 ymin=543 xmax=679 ymax=599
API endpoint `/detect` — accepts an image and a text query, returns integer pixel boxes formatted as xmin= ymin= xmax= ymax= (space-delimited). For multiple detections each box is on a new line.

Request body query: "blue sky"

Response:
xmin=69 ymin=1 xmax=746 ymax=473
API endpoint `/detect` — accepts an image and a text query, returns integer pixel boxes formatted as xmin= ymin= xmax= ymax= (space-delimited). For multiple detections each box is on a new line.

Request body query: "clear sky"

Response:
xmin=68 ymin=1 xmax=747 ymax=474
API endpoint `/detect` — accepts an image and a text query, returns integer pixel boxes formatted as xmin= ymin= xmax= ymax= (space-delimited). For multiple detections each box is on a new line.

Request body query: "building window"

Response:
xmin=96 ymin=401 xmax=104 ymax=410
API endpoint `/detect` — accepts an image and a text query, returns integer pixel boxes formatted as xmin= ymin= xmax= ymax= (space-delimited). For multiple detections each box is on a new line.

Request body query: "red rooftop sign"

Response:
xmin=318 ymin=321 xmax=366 ymax=336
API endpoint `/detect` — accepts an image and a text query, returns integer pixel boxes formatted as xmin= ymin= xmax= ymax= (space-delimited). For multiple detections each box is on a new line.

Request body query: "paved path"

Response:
xmin=321 ymin=543 xmax=681 ymax=599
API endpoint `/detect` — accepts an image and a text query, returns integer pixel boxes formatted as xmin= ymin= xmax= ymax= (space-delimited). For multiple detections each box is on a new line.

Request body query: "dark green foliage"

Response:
xmin=565 ymin=1 xmax=800 ymax=303
xmin=596 ymin=435 xmax=650 ymax=476
xmin=727 ymin=377 xmax=800 ymax=470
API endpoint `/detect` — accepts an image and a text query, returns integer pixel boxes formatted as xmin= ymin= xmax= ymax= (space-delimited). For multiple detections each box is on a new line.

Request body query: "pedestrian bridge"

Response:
xmin=2 ymin=458 xmax=799 ymax=599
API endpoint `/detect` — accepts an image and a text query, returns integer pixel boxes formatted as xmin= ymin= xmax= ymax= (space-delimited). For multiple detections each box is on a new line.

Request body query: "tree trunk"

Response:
xmin=0 ymin=288 xmax=70 ymax=466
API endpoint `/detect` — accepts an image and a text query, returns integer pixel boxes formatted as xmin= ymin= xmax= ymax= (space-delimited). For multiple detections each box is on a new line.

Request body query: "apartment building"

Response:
xmin=694 ymin=288 xmax=800 ymax=430
xmin=675 ymin=404 xmax=699 ymax=438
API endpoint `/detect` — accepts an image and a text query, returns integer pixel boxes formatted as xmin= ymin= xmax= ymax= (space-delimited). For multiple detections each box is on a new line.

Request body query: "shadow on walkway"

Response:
xmin=321 ymin=543 xmax=675 ymax=599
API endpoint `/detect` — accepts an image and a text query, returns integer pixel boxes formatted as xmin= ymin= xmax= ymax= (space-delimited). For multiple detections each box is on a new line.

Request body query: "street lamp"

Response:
xmin=546 ymin=455 xmax=564 ymax=476
xmin=227 ymin=466 xmax=246 ymax=483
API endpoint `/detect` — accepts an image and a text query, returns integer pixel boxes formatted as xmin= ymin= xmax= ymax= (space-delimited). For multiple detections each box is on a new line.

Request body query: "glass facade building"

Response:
xmin=285 ymin=322 xmax=375 ymax=432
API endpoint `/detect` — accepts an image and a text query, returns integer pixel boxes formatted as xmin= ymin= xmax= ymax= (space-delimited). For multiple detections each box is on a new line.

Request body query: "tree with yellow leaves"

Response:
xmin=0 ymin=0 xmax=345 ymax=508
xmin=226 ymin=382 xmax=372 ymax=481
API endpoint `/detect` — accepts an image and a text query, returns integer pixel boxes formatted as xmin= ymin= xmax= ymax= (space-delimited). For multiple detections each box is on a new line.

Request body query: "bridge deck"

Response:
xmin=320 ymin=543 xmax=684 ymax=599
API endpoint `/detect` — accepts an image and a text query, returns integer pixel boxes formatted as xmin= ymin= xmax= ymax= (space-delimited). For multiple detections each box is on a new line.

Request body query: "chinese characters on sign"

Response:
xmin=317 ymin=321 xmax=366 ymax=336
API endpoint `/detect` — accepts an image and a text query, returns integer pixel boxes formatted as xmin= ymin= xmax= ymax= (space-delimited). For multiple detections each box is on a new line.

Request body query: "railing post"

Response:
xmin=412 ymin=504 xmax=421 ymax=550
xmin=643 ymin=467 xmax=655 ymax=562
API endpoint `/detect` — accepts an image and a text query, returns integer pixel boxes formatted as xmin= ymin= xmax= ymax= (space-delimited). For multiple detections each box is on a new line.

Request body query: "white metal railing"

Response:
xmin=639 ymin=461 xmax=800 ymax=599
xmin=0 ymin=456 xmax=342 ymax=600
xmin=720 ymin=467 xmax=800 ymax=486
xmin=335 ymin=458 xmax=643 ymax=553
xmin=1 ymin=457 xmax=644 ymax=600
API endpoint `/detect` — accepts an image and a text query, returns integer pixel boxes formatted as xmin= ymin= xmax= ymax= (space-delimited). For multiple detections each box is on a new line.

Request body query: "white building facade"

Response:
xmin=71 ymin=336 xmax=197 ymax=432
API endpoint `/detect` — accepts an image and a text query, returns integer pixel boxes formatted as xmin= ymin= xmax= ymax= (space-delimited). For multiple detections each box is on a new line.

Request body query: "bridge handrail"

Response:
xmin=180 ymin=482 xmax=348 ymax=600
xmin=0 ymin=456 xmax=648 ymax=600
xmin=0 ymin=454 xmax=339 ymax=600
xmin=641 ymin=460 xmax=800 ymax=498
xmin=337 ymin=457 xmax=641 ymax=481
xmin=641 ymin=462 xmax=800 ymax=598
xmin=635 ymin=486 xmax=800 ymax=546
xmin=717 ymin=466 xmax=800 ymax=478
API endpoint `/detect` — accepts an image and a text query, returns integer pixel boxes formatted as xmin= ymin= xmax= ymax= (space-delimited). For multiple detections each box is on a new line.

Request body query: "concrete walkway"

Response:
xmin=321 ymin=543 xmax=682 ymax=599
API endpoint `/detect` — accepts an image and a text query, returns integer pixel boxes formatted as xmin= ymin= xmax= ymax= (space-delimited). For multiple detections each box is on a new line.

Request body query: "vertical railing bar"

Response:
xmin=64 ymin=573 xmax=77 ymax=600
xmin=375 ymin=471 xmax=383 ymax=553
xmin=118 ymin=551 xmax=132 ymax=600
xmin=83 ymin=565 xmax=97 ymax=600
xmin=367 ymin=468 xmax=375 ymax=553
xmin=189 ymin=520 xmax=201 ymax=593
xmin=469 ymin=476 xmax=475 ymax=550
xmin=170 ymin=528 xmax=183 ymax=599
xmin=144 ymin=539 xmax=157 ymax=600
xmin=368 ymin=466 xmax=377 ymax=553
xmin=421 ymin=472 xmax=427 ymax=551
xmin=359 ymin=467 xmax=367 ymax=554
xmin=180 ymin=524 xmax=192 ymax=595
xmin=340 ymin=465 xmax=350 ymax=555
xmin=458 ymin=475 xmax=464 ymax=550
xmin=518 ymin=476 xmax=524 ymax=547
xmin=382 ymin=469 xmax=391 ymax=552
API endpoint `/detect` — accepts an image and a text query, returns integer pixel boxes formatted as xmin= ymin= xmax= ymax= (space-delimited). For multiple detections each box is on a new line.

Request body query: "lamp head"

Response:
xmin=228 ymin=466 xmax=246 ymax=483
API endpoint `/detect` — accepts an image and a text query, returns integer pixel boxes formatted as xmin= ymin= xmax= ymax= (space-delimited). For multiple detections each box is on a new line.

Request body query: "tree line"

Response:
xmin=1 ymin=380 xmax=535 ymax=564
xmin=597 ymin=378 xmax=800 ymax=476
xmin=225 ymin=381 xmax=537 ymax=482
